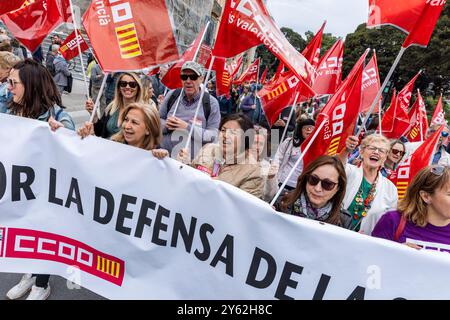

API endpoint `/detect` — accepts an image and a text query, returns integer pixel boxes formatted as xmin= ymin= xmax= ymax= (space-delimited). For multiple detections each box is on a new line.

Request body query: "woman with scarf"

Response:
xmin=278 ymin=155 xmax=351 ymax=228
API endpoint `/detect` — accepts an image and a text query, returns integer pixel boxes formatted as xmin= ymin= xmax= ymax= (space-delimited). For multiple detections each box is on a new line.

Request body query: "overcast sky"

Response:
xmin=267 ymin=0 xmax=369 ymax=38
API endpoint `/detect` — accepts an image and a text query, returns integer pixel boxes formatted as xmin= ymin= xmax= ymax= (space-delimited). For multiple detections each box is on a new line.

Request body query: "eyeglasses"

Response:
xmin=118 ymin=81 xmax=138 ymax=89
xmin=180 ymin=74 xmax=200 ymax=81
xmin=7 ymin=78 xmax=21 ymax=88
xmin=442 ymin=131 xmax=449 ymax=138
xmin=365 ymin=145 xmax=388 ymax=155
xmin=430 ymin=165 xmax=446 ymax=176
xmin=306 ymin=174 xmax=338 ymax=191
xmin=390 ymin=149 xmax=405 ymax=156
xmin=302 ymin=125 xmax=315 ymax=131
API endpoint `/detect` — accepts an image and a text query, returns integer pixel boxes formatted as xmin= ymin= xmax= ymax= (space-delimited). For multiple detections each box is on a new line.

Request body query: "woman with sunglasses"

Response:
xmin=5 ymin=58 xmax=75 ymax=300
xmin=380 ymin=140 xmax=406 ymax=177
xmin=85 ymin=72 xmax=143 ymax=139
xmin=340 ymin=134 xmax=398 ymax=233
xmin=278 ymin=155 xmax=352 ymax=228
xmin=0 ymin=52 xmax=21 ymax=113
xmin=372 ymin=165 xmax=450 ymax=252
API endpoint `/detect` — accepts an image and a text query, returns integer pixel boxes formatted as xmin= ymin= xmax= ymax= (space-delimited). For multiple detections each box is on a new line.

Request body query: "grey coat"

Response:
xmin=53 ymin=55 xmax=71 ymax=87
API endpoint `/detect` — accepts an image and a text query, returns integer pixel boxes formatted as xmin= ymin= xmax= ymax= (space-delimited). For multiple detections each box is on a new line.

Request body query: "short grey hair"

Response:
xmin=51 ymin=44 xmax=60 ymax=53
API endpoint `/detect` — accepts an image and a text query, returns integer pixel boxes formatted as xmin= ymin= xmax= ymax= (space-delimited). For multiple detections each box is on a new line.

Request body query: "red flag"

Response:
xmin=431 ymin=94 xmax=446 ymax=126
xmin=380 ymin=90 xmax=410 ymax=139
xmin=212 ymin=57 xmax=232 ymax=98
xmin=161 ymin=26 xmax=210 ymax=89
xmin=82 ymin=0 xmax=179 ymax=72
xmin=258 ymin=71 xmax=301 ymax=127
xmin=58 ymin=30 xmax=89 ymax=62
xmin=302 ymin=50 xmax=368 ymax=167
xmin=389 ymin=125 xmax=444 ymax=199
xmin=0 ymin=0 xmax=25 ymax=16
xmin=312 ymin=39 xmax=344 ymax=95
xmin=234 ymin=58 xmax=260 ymax=85
xmin=227 ymin=56 xmax=243 ymax=79
xmin=302 ymin=21 xmax=326 ymax=69
xmin=368 ymin=0 xmax=446 ymax=48
xmin=360 ymin=52 xmax=381 ymax=113
xmin=1 ymin=0 xmax=71 ymax=53
xmin=404 ymin=91 xmax=428 ymax=142
xmin=213 ymin=0 xmax=315 ymax=89
xmin=398 ymin=71 xmax=421 ymax=116
xmin=260 ymin=66 xmax=268 ymax=84
xmin=269 ymin=61 xmax=284 ymax=84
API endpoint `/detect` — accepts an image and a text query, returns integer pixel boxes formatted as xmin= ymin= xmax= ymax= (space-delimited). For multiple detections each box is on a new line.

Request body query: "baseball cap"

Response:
xmin=181 ymin=61 xmax=203 ymax=77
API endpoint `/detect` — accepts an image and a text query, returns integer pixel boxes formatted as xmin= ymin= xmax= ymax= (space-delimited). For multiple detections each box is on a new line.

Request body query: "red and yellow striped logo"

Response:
xmin=97 ymin=256 xmax=121 ymax=279
xmin=327 ymin=137 xmax=341 ymax=156
xmin=409 ymin=127 xmax=419 ymax=140
xmin=267 ymin=82 xmax=288 ymax=101
xmin=396 ymin=181 xmax=409 ymax=199
xmin=115 ymin=23 xmax=142 ymax=59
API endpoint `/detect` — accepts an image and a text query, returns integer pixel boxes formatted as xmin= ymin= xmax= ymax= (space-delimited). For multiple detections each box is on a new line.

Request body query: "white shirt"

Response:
xmin=343 ymin=163 xmax=398 ymax=234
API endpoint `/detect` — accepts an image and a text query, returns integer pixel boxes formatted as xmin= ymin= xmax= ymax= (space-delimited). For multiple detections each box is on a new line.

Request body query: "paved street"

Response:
xmin=0 ymin=79 xmax=105 ymax=300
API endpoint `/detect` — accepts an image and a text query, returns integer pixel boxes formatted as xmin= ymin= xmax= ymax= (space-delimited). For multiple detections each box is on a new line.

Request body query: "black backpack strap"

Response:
xmin=202 ymin=92 xmax=211 ymax=121
xmin=166 ymin=88 xmax=183 ymax=116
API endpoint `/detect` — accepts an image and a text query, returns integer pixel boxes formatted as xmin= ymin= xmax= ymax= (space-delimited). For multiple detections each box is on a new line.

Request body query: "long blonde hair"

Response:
xmin=398 ymin=166 xmax=450 ymax=227
xmin=111 ymin=102 xmax=162 ymax=151
xmin=108 ymin=72 xmax=143 ymax=116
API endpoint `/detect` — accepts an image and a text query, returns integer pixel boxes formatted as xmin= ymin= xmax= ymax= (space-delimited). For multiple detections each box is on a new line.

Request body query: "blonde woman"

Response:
xmin=140 ymin=76 xmax=158 ymax=110
xmin=373 ymin=166 xmax=450 ymax=251
xmin=0 ymin=51 xmax=21 ymax=112
xmin=340 ymin=134 xmax=398 ymax=232
xmin=79 ymin=102 xmax=168 ymax=159
xmin=85 ymin=72 xmax=143 ymax=139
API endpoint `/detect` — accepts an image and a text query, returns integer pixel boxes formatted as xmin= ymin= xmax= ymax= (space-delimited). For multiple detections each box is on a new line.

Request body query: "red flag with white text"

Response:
xmin=404 ymin=91 xmax=428 ymax=142
xmin=234 ymin=58 xmax=260 ymax=85
xmin=213 ymin=57 xmax=232 ymax=98
xmin=398 ymin=71 xmax=421 ymax=117
xmin=82 ymin=0 xmax=179 ymax=72
xmin=367 ymin=0 xmax=446 ymax=48
xmin=431 ymin=94 xmax=446 ymax=126
xmin=260 ymin=67 xmax=268 ymax=84
xmin=302 ymin=21 xmax=326 ymax=70
xmin=389 ymin=125 xmax=443 ymax=199
xmin=227 ymin=56 xmax=243 ymax=80
xmin=58 ymin=30 xmax=89 ymax=62
xmin=161 ymin=26 xmax=210 ymax=89
xmin=312 ymin=39 xmax=344 ymax=95
xmin=213 ymin=0 xmax=315 ymax=89
xmin=0 ymin=0 xmax=25 ymax=16
xmin=302 ymin=50 xmax=368 ymax=167
xmin=258 ymin=71 xmax=301 ymax=127
xmin=360 ymin=52 xmax=381 ymax=113
xmin=1 ymin=0 xmax=71 ymax=52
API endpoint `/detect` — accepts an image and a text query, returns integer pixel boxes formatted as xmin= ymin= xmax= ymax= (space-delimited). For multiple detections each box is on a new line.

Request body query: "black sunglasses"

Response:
xmin=118 ymin=80 xmax=138 ymax=89
xmin=306 ymin=174 xmax=338 ymax=191
xmin=180 ymin=74 xmax=200 ymax=81
xmin=391 ymin=149 xmax=405 ymax=156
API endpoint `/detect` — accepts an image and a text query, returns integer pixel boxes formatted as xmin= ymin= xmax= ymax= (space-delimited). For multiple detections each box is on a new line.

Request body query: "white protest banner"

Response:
xmin=2 ymin=113 xmax=450 ymax=299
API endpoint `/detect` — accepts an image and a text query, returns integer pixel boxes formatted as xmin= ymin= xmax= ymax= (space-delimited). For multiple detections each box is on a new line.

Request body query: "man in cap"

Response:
xmin=159 ymin=61 xmax=221 ymax=158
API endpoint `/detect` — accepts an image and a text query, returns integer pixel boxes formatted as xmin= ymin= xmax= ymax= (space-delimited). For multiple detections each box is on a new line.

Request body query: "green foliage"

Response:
xmin=343 ymin=3 xmax=450 ymax=97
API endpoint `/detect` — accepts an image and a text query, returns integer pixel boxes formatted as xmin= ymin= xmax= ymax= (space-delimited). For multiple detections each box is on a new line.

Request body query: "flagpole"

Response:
xmin=184 ymin=56 xmax=216 ymax=151
xmin=270 ymin=119 xmax=326 ymax=206
xmin=68 ymin=0 xmax=90 ymax=99
xmin=89 ymin=72 xmax=108 ymax=123
xmin=193 ymin=21 xmax=210 ymax=62
xmin=172 ymin=22 xmax=211 ymax=118
xmin=358 ymin=46 xmax=406 ymax=136
xmin=280 ymin=92 xmax=300 ymax=143
xmin=419 ymin=92 xmax=424 ymax=142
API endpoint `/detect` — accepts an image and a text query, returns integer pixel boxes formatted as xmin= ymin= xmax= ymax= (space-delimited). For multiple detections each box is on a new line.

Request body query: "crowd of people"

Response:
xmin=1 ymin=30 xmax=450 ymax=300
